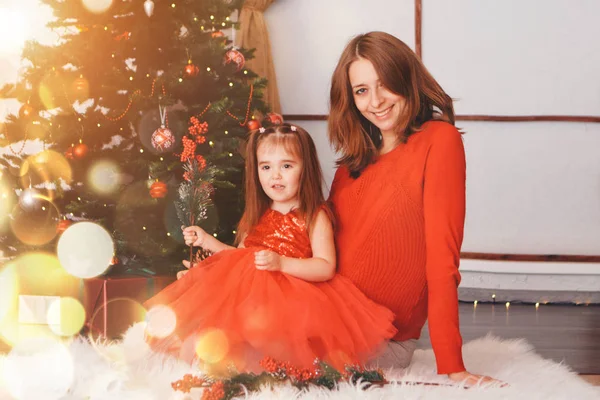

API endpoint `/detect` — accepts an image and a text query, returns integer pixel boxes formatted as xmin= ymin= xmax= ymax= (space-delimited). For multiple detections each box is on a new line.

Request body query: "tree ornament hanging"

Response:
xmin=73 ymin=142 xmax=89 ymax=159
xmin=184 ymin=63 xmax=199 ymax=77
xmin=151 ymin=105 xmax=175 ymax=152
xmin=211 ymin=31 xmax=225 ymax=38
xmin=149 ymin=180 xmax=168 ymax=199
xmin=56 ymin=219 xmax=72 ymax=234
xmin=65 ymin=146 xmax=74 ymax=160
xmin=144 ymin=0 xmax=154 ymax=17
xmin=223 ymin=48 xmax=245 ymax=72
xmin=265 ymin=112 xmax=284 ymax=125
xmin=247 ymin=119 xmax=261 ymax=131
xmin=19 ymin=103 xmax=35 ymax=119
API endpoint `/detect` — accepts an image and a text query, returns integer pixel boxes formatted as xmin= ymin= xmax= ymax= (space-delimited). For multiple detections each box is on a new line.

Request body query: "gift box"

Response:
xmin=82 ymin=274 xmax=175 ymax=338
xmin=18 ymin=295 xmax=61 ymax=328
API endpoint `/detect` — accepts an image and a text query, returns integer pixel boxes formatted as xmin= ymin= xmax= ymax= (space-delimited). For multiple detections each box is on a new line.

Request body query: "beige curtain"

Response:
xmin=238 ymin=0 xmax=281 ymax=114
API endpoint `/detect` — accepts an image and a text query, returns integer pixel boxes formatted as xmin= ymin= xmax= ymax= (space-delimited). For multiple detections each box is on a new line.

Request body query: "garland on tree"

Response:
xmin=171 ymin=356 xmax=387 ymax=400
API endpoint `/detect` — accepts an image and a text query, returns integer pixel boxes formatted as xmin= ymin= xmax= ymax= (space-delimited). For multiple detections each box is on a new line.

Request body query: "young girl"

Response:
xmin=144 ymin=123 xmax=396 ymax=373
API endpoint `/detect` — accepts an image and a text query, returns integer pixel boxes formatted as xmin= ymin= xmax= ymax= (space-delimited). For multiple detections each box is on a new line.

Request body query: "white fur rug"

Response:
xmin=0 ymin=323 xmax=598 ymax=400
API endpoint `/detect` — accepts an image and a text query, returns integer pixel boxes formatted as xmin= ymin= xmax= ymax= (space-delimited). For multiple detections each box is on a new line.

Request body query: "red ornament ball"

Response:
xmin=73 ymin=143 xmax=89 ymax=159
xmin=184 ymin=63 xmax=199 ymax=77
xmin=151 ymin=126 xmax=175 ymax=152
xmin=246 ymin=119 xmax=261 ymax=131
xmin=56 ymin=219 xmax=72 ymax=234
xmin=150 ymin=181 xmax=168 ymax=199
xmin=19 ymin=103 xmax=35 ymax=119
xmin=211 ymin=31 xmax=225 ymax=38
xmin=265 ymin=112 xmax=284 ymax=125
xmin=223 ymin=48 xmax=245 ymax=72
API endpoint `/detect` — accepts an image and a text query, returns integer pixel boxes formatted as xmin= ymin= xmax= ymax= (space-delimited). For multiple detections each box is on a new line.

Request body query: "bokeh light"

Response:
xmin=82 ymin=0 xmax=113 ymax=14
xmin=19 ymin=150 xmax=73 ymax=200
xmin=87 ymin=160 xmax=121 ymax=196
xmin=0 ymin=179 xmax=15 ymax=232
xmin=10 ymin=193 xmax=60 ymax=246
xmin=145 ymin=305 xmax=177 ymax=339
xmin=39 ymin=72 xmax=71 ymax=111
xmin=57 ymin=222 xmax=114 ymax=278
xmin=3 ymin=337 xmax=73 ymax=399
xmin=47 ymin=297 xmax=86 ymax=337
xmin=195 ymin=328 xmax=229 ymax=364
xmin=0 ymin=253 xmax=80 ymax=346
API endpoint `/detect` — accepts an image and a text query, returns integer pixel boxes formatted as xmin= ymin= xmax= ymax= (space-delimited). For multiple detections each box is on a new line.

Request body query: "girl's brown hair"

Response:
xmin=236 ymin=123 xmax=332 ymax=244
xmin=329 ymin=31 xmax=456 ymax=176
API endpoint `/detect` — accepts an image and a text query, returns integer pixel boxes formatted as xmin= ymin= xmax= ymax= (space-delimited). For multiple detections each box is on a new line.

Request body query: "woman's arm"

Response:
xmin=254 ymin=209 xmax=336 ymax=282
xmin=422 ymin=125 xmax=466 ymax=375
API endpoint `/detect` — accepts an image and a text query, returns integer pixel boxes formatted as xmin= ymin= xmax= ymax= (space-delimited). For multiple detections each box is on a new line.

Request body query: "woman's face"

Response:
xmin=348 ymin=57 xmax=406 ymax=137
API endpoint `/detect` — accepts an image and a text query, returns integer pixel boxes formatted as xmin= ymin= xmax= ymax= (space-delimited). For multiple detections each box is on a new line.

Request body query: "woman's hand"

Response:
xmin=448 ymin=371 xmax=507 ymax=387
xmin=254 ymin=250 xmax=282 ymax=271
xmin=181 ymin=225 xmax=207 ymax=247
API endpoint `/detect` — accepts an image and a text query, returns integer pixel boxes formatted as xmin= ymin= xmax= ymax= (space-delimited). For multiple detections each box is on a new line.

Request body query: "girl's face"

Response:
xmin=256 ymin=141 xmax=302 ymax=212
xmin=348 ymin=57 xmax=406 ymax=138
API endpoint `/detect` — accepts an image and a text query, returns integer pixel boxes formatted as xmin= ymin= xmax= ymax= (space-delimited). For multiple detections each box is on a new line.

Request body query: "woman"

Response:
xmin=328 ymin=31 xmax=500 ymax=385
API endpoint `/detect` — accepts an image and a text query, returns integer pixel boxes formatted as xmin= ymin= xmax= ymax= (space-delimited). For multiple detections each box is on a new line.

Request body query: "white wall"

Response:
xmin=267 ymin=0 xmax=415 ymax=115
xmin=266 ymin=0 xmax=600 ymax=259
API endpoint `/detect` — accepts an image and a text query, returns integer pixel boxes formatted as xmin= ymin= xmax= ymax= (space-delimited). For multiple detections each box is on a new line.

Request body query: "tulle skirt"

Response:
xmin=144 ymin=247 xmax=396 ymax=371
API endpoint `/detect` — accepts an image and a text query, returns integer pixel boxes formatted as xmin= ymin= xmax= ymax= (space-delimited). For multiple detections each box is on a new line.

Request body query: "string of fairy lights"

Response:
xmin=471 ymin=292 xmax=593 ymax=308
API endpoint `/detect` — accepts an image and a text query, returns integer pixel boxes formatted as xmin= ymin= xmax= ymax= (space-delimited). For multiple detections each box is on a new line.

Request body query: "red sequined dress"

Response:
xmin=144 ymin=209 xmax=396 ymax=371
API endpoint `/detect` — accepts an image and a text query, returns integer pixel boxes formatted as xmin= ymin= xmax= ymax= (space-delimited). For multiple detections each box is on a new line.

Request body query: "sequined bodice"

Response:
xmin=243 ymin=209 xmax=312 ymax=258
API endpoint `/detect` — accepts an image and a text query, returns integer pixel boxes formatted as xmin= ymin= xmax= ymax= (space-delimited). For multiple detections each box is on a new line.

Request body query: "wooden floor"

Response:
xmin=418 ymin=302 xmax=600 ymax=375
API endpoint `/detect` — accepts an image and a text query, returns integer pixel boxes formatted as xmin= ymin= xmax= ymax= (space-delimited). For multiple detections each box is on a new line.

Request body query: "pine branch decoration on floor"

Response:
xmin=171 ymin=356 xmax=386 ymax=400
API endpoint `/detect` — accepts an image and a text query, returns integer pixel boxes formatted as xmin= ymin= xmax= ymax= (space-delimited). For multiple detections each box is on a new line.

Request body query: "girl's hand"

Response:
xmin=181 ymin=225 xmax=207 ymax=247
xmin=177 ymin=259 xmax=197 ymax=280
xmin=176 ymin=270 xmax=189 ymax=280
xmin=254 ymin=250 xmax=282 ymax=271
xmin=448 ymin=371 xmax=507 ymax=387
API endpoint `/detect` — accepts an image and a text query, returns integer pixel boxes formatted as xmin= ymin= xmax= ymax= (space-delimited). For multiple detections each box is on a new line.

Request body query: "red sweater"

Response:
xmin=329 ymin=121 xmax=466 ymax=374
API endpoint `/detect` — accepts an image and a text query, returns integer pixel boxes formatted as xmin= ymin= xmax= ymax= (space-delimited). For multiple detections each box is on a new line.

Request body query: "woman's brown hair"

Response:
xmin=329 ymin=31 xmax=456 ymax=177
xmin=236 ymin=123 xmax=333 ymax=244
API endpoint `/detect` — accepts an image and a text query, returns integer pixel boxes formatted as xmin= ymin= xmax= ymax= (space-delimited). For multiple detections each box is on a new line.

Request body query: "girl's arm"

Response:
xmin=254 ymin=209 xmax=336 ymax=282
xmin=182 ymin=226 xmax=235 ymax=253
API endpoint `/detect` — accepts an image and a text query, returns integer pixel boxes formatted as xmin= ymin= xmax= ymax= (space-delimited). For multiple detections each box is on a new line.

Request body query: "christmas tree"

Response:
xmin=0 ymin=0 xmax=271 ymax=273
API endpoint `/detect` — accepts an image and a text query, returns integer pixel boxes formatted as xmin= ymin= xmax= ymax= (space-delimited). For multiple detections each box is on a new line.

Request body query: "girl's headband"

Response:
xmin=259 ymin=125 xmax=296 ymax=133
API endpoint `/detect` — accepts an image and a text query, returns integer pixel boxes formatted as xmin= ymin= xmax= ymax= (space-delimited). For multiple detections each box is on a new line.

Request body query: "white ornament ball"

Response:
xmin=151 ymin=126 xmax=175 ymax=152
